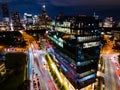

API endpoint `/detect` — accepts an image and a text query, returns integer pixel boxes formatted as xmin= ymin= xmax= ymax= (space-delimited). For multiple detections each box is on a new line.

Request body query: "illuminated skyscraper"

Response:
xmin=48 ymin=15 xmax=101 ymax=89
xmin=24 ymin=13 xmax=33 ymax=26
xmin=42 ymin=5 xmax=46 ymax=15
xmin=39 ymin=5 xmax=52 ymax=28
xmin=33 ymin=15 xmax=39 ymax=25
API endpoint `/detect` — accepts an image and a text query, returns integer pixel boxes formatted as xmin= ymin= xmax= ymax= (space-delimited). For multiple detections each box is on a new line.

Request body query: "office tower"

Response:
xmin=33 ymin=15 xmax=39 ymax=25
xmin=1 ymin=4 xmax=9 ymax=22
xmin=103 ymin=17 xmax=113 ymax=27
xmin=48 ymin=15 xmax=101 ymax=89
xmin=39 ymin=5 xmax=52 ymax=28
xmin=11 ymin=12 xmax=22 ymax=30
xmin=24 ymin=13 xmax=33 ymax=26
xmin=42 ymin=5 xmax=46 ymax=15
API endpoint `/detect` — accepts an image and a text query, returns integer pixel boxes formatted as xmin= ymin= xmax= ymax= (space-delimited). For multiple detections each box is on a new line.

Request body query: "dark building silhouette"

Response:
xmin=1 ymin=4 xmax=9 ymax=22
xmin=11 ymin=12 xmax=22 ymax=30
xmin=1 ymin=4 xmax=9 ymax=17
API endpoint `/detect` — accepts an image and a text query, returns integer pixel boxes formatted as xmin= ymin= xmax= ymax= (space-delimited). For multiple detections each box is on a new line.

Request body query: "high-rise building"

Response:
xmin=33 ymin=15 xmax=39 ymax=25
xmin=24 ymin=13 xmax=33 ymax=26
xmin=48 ymin=15 xmax=101 ymax=89
xmin=11 ymin=12 xmax=22 ymax=30
xmin=103 ymin=17 xmax=114 ymax=27
xmin=1 ymin=4 xmax=9 ymax=17
xmin=39 ymin=5 xmax=52 ymax=28
xmin=1 ymin=4 xmax=9 ymax=22
xmin=42 ymin=5 xmax=46 ymax=15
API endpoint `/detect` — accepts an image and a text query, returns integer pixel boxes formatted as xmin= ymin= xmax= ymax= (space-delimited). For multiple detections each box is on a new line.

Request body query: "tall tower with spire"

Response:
xmin=93 ymin=11 xmax=99 ymax=19
xmin=39 ymin=4 xmax=52 ymax=28
xmin=42 ymin=5 xmax=46 ymax=13
xmin=42 ymin=4 xmax=47 ymax=17
xmin=93 ymin=12 xmax=96 ymax=17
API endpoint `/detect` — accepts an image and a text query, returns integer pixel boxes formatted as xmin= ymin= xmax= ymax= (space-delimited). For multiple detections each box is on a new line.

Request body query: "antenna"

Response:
xmin=93 ymin=12 xmax=96 ymax=17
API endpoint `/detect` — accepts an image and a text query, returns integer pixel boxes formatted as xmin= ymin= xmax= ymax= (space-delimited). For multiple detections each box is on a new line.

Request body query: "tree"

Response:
xmin=5 ymin=53 xmax=27 ymax=75
xmin=17 ymin=80 xmax=30 ymax=90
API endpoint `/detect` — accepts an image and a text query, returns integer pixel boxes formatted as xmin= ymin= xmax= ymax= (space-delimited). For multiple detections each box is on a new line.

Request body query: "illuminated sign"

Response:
xmin=83 ymin=41 xmax=100 ymax=48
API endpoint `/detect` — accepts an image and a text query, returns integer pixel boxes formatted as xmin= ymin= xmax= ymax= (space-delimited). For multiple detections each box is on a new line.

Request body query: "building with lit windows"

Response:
xmin=48 ymin=15 xmax=101 ymax=89
xmin=33 ymin=15 xmax=39 ymax=25
xmin=111 ymin=29 xmax=120 ymax=50
xmin=0 ymin=22 xmax=10 ymax=31
xmin=103 ymin=17 xmax=114 ymax=27
xmin=55 ymin=14 xmax=72 ymax=33
xmin=24 ymin=13 xmax=33 ymax=26
xmin=39 ymin=5 xmax=52 ymax=29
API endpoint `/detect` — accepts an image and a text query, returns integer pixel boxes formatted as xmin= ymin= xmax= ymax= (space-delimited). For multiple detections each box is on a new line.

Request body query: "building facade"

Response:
xmin=24 ymin=13 xmax=33 ymax=26
xmin=48 ymin=15 xmax=101 ymax=89
xmin=11 ymin=12 xmax=22 ymax=30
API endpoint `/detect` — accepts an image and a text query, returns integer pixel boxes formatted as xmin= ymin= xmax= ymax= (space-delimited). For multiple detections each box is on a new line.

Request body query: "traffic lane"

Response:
xmin=109 ymin=59 xmax=117 ymax=90
xmin=32 ymin=49 xmax=48 ymax=90
xmin=34 ymin=50 xmax=56 ymax=90
xmin=104 ymin=55 xmax=118 ymax=90
xmin=110 ymin=59 xmax=120 ymax=90
xmin=35 ymin=54 xmax=57 ymax=90
xmin=109 ymin=54 xmax=120 ymax=90
xmin=32 ymin=60 xmax=48 ymax=90
xmin=114 ymin=70 xmax=120 ymax=90
xmin=104 ymin=55 xmax=113 ymax=90
xmin=45 ymin=68 xmax=57 ymax=90
xmin=39 ymin=55 xmax=57 ymax=90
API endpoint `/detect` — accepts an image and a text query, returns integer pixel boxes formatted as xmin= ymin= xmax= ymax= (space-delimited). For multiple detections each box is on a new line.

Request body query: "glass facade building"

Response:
xmin=48 ymin=15 xmax=101 ymax=89
xmin=24 ymin=13 xmax=33 ymax=26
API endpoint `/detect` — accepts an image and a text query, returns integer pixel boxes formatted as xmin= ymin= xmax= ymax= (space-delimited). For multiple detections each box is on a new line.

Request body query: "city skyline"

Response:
xmin=0 ymin=1 xmax=120 ymax=90
xmin=0 ymin=0 xmax=120 ymax=21
xmin=0 ymin=0 xmax=120 ymax=6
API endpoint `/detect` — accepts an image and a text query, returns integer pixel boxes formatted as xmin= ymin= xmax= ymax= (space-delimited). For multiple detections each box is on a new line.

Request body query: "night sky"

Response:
xmin=0 ymin=0 xmax=120 ymax=21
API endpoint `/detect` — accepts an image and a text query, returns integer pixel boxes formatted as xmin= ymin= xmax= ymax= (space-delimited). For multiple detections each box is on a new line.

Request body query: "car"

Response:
xmin=37 ymin=78 xmax=40 ymax=87
xmin=33 ymin=80 xmax=37 ymax=89
xmin=114 ymin=62 xmax=119 ymax=67
xmin=116 ymin=70 xmax=120 ymax=80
